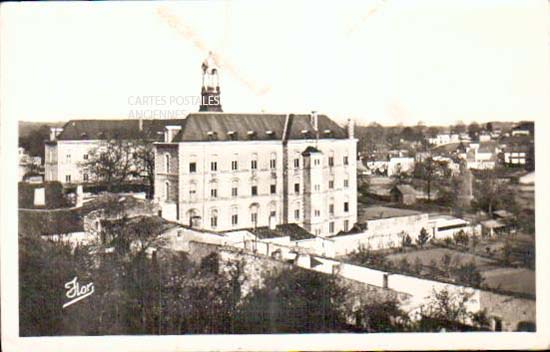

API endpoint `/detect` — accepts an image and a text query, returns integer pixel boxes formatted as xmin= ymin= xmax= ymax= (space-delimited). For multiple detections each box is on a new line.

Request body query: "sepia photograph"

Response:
xmin=1 ymin=0 xmax=549 ymax=351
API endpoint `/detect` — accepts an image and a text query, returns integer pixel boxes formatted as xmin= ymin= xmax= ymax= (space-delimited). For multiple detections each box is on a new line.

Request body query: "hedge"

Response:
xmin=18 ymin=181 xmax=70 ymax=209
xmin=19 ymin=208 xmax=83 ymax=236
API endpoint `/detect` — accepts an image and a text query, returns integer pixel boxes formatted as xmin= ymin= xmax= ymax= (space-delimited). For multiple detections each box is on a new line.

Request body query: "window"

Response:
xmin=344 ymin=179 xmax=349 ymax=188
xmin=329 ymin=222 xmax=335 ymax=234
xmin=210 ymin=212 xmax=218 ymax=228
xmin=344 ymin=220 xmax=349 ymax=232
xmin=66 ymin=154 xmax=71 ymax=163
xmin=343 ymin=156 xmax=349 ymax=165
xmin=232 ymin=186 xmax=238 ymax=197
xmin=314 ymin=209 xmax=321 ymax=217
xmin=270 ymin=210 xmax=276 ymax=218
xmin=83 ymin=154 xmax=88 ymax=160
xmin=210 ymin=161 xmax=217 ymax=172
xmin=231 ymin=207 xmax=239 ymax=226
xmin=328 ymin=156 xmax=334 ymax=167
xmin=251 ymin=154 xmax=258 ymax=170
xmin=210 ymin=188 xmax=217 ymax=198
xmin=315 ymin=229 xmax=321 ymax=236
xmin=189 ymin=183 xmax=197 ymax=201
xmin=294 ymin=158 xmax=300 ymax=168
xmin=329 ymin=204 xmax=334 ymax=215
xmin=270 ymin=153 xmax=277 ymax=169
xmin=65 ymin=175 xmax=71 ymax=183
xmin=344 ymin=202 xmax=349 ymax=212
xmin=165 ymin=182 xmax=170 ymax=201
xmin=250 ymin=204 xmax=259 ymax=226
xmin=314 ymin=159 xmax=320 ymax=166
xmin=270 ymin=184 xmax=276 ymax=194
xmin=83 ymin=173 xmax=89 ymax=182
xmin=232 ymin=160 xmax=238 ymax=170
xmin=165 ymin=154 xmax=170 ymax=173
xmin=294 ymin=209 xmax=300 ymax=220
xmin=314 ymin=184 xmax=321 ymax=192
xmin=294 ymin=183 xmax=300 ymax=194
xmin=189 ymin=162 xmax=197 ymax=173
xmin=251 ymin=186 xmax=258 ymax=196
xmin=329 ymin=180 xmax=334 ymax=189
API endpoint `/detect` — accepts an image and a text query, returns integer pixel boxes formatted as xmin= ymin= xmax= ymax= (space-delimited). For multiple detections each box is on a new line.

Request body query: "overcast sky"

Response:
xmin=2 ymin=0 xmax=549 ymax=126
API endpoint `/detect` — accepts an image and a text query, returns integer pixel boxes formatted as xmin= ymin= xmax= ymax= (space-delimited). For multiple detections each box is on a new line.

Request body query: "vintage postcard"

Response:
xmin=1 ymin=0 xmax=549 ymax=351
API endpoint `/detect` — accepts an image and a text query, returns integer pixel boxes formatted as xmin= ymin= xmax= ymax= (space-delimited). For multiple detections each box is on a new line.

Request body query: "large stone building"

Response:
xmin=44 ymin=119 xmax=186 ymax=184
xmin=153 ymin=56 xmax=357 ymax=236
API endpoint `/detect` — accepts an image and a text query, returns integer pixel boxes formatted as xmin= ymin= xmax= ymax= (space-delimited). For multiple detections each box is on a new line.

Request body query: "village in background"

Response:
xmin=18 ymin=58 xmax=535 ymax=335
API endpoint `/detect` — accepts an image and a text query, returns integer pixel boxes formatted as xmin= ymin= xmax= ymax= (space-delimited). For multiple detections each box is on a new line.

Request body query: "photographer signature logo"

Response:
xmin=63 ymin=276 xmax=95 ymax=309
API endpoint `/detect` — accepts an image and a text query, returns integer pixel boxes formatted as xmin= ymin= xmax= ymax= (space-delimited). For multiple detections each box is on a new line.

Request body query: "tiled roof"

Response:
xmin=57 ymin=119 xmax=187 ymax=141
xmin=173 ymin=113 xmax=347 ymax=142
xmin=392 ymin=184 xmax=417 ymax=196
xmin=55 ymin=113 xmax=347 ymax=143
xmin=252 ymin=224 xmax=316 ymax=241
xmin=477 ymin=141 xmax=497 ymax=154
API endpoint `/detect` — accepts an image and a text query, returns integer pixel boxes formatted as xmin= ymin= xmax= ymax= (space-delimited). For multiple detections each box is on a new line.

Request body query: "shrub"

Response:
xmin=453 ymin=230 xmax=469 ymax=246
xmin=416 ymin=228 xmax=430 ymax=248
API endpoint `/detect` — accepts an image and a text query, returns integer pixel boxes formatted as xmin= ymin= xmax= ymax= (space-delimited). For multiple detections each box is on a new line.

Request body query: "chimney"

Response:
xmin=310 ymin=111 xmax=318 ymax=131
xmin=347 ymin=119 xmax=354 ymax=139
xmin=50 ymin=127 xmax=62 ymax=141
xmin=164 ymin=125 xmax=182 ymax=142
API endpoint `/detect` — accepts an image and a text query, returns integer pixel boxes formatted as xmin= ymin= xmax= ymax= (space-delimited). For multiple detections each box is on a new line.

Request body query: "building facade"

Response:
xmin=154 ymin=114 xmax=357 ymax=237
xmin=44 ymin=119 xmax=186 ymax=184
xmin=153 ymin=57 xmax=357 ymax=236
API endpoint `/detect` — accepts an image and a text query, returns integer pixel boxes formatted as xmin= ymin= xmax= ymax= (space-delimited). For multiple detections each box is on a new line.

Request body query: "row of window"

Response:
xmin=174 ymin=179 xmax=351 ymax=201
xmin=205 ymin=208 xmax=350 ymax=230
xmin=168 ymin=155 xmax=351 ymax=174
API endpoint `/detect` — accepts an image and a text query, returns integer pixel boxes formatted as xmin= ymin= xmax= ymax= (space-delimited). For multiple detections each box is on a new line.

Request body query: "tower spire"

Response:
xmin=199 ymin=51 xmax=223 ymax=112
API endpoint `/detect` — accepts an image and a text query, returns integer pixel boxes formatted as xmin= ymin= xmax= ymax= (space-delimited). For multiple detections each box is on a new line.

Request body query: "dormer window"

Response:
xmin=266 ymin=130 xmax=274 ymax=136
xmin=207 ymin=131 xmax=218 ymax=141
xmin=227 ymin=130 xmax=237 ymax=140
xmin=80 ymin=132 xmax=88 ymax=139
xmin=324 ymin=129 xmax=331 ymax=134
xmin=247 ymin=130 xmax=256 ymax=140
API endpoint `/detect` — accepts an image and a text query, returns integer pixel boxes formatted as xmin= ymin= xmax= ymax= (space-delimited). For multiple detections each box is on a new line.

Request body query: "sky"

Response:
xmin=1 ymin=0 xmax=549 ymax=126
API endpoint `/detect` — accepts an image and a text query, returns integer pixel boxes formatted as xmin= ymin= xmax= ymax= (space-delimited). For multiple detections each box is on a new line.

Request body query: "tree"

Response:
xmin=354 ymin=298 xmax=410 ymax=332
xmin=235 ymin=267 xmax=348 ymax=333
xmin=467 ymin=122 xmax=481 ymax=139
xmin=453 ymin=260 xmax=484 ymax=287
xmin=417 ymin=288 xmax=488 ymax=331
xmin=416 ymin=228 xmax=430 ymax=248
xmin=426 ymin=126 xmax=441 ymax=138
xmin=453 ymin=230 xmax=469 ymax=247
xmin=80 ymin=138 xmax=154 ymax=197
xmin=80 ymin=139 xmax=137 ymax=191
xmin=133 ymin=140 xmax=155 ymax=198
xmin=19 ymin=124 xmax=51 ymax=160
xmin=451 ymin=122 xmax=466 ymax=134
xmin=473 ymin=170 xmax=516 ymax=216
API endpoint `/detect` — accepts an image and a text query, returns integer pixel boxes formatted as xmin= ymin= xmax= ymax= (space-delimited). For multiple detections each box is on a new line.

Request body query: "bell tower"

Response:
xmin=199 ymin=52 xmax=223 ymax=112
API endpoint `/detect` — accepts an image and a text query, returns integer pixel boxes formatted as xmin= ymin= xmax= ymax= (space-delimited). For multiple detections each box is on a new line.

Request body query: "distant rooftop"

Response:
xmin=240 ymin=223 xmax=316 ymax=241
xmin=359 ymin=206 xmax=422 ymax=221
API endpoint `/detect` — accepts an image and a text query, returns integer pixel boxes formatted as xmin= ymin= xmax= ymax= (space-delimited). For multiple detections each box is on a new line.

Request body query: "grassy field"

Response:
xmin=386 ymin=246 xmax=535 ymax=295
